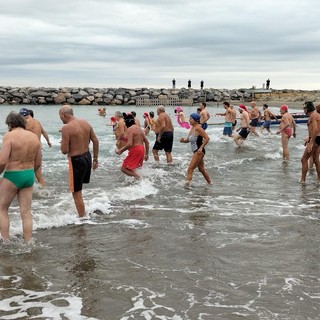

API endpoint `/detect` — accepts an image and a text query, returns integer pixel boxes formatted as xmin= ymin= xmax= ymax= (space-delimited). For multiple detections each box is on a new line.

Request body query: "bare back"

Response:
xmin=127 ymin=125 xmax=146 ymax=146
xmin=0 ymin=128 xmax=41 ymax=171
xmin=114 ymin=119 xmax=127 ymax=140
xmin=61 ymin=119 xmax=96 ymax=157
xmin=155 ymin=112 xmax=174 ymax=134
xmin=25 ymin=118 xmax=42 ymax=140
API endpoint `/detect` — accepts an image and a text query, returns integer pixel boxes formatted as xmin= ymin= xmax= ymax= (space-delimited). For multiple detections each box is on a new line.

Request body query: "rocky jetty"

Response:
xmin=0 ymin=86 xmax=319 ymax=106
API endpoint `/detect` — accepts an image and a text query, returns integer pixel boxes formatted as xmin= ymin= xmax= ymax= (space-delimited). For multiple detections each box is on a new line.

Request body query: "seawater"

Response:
xmin=0 ymin=104 xmax=320 ymax=320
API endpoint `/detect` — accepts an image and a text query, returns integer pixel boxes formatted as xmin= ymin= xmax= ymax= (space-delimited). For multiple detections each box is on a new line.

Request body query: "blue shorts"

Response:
xmin=223 ymin=122 xmax=232 ymax=135
xmin=250 ymin=118 xmax=259 ymax=127
xmin=201 ymin=123 xmax=208 ymax=130
xmin=263 ymin=120 xmax=271 ymax=129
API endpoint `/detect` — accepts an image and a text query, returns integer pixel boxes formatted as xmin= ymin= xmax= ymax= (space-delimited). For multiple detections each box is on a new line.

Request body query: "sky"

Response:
xmin=0 ymin=0 xmax=319 ymax=90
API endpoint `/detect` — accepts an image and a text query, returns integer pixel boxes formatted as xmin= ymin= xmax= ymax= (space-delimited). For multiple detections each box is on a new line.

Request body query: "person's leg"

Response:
xmin=185 ymin=153 xmax=203 ymax=186
xmin=72 ymin=191 xmax=86 ymax=217
xmin=313 ymin=146 xmax=320 ymax=180
xmin=198 ymin=158 xmax=211 ymax=184
xmin=165 ymin=152 xmax=172 ymax=164
xmin=301 ymin=148 xmax=312 ymax=182
xmin=35 ymin=166 xmax=45 ymax=187
xmin=152 ymin=149 xmax=160 ymax=161
xmin=121 ymin=167 xmax=140 ymax=179
xmin=0 ymin=179 xmax=18 ymax=240
xmin=281 ymin=135 xmax=290 ymax=160
xmin=17 ymin=187 xmax=33 ymax=241
xmin=234 ymin=134 xmax=244 ymax=146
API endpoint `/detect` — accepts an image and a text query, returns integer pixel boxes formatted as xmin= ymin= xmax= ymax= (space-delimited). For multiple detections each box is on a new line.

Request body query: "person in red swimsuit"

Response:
xmin=116 ymin=114 xmax=149 ymax=179
xmin=276 ymin=105 xmax=296 ymax=161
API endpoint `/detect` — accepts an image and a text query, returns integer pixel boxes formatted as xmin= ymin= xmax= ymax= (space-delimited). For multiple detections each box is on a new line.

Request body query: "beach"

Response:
xmin=0 ymin=103 xmax=320 ymax=320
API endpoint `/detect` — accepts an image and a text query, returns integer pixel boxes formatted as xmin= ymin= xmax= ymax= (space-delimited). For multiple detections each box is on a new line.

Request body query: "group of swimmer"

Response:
xmin=0 ymin=105 xmax=99 ymax=243
xmin=217 ymin=101 xmax=297 ymax=158
xmin=0 ymin=100 xmax=320 ymax=243
xmin=0 ymin=102 xmax=212 ymax=242
xmin=216 ymin=100 xmax=320 ymax=184
xmin=111 ymin=102 xmax=211 ymax=189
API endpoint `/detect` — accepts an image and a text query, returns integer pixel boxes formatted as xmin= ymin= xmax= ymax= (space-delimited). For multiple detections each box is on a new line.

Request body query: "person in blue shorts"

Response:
xmin=260 ymin=104 xmax=278 ymax=134
xmin=216 ymin=101 xmax=235 ymax=137
xmin=199 ymin=102 xmax=210 ymax=130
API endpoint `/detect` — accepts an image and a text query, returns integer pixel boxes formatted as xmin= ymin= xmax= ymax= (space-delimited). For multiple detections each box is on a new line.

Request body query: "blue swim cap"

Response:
xmin=19 ymin=108 xmax=30 ymax=116
xmin=190 ymin=112 xmax=200 ymax=122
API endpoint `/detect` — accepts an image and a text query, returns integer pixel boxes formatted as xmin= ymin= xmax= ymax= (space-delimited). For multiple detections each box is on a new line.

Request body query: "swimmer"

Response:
xmin=276 ymin=105 xmax=296 ymax=161
xmin=0 ymin=112 xmax=41 ymax=242
xmin=179 ymin=113 xmax=211 ymax=187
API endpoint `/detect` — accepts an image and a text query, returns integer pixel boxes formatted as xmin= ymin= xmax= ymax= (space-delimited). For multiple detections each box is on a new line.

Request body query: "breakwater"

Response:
xmin=0 ymin=86 xmax=319 ymax=106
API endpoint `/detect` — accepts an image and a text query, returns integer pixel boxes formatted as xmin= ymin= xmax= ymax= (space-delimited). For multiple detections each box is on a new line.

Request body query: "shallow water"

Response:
xmin=0 ymin=104 xmax=320 ymax=320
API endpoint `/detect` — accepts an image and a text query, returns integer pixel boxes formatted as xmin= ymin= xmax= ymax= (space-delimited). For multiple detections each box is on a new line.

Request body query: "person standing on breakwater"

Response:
xmin=19 ymin=108 xmax=52 ymax=187
xmin=152 ymin=106 xmax=174 ymax=164
xmin=276 ymin=105 xmax=296 ymax=161
xmin=116 ymin=114 xmax=149 ymax=179
xmin=266 ymin=79 xmax=270 ymax=90
xmin=59 ymin=105 xmax=99 ymax=218
xmin=0 ymin=112 xmax=41 ymax=242
xmin=179 ymin=113 xmax=211 ymax=187
xmin=300 ymin=101 xmax=320 ymax=183
xmin=199 ymin=102 xmax=210 ymax=130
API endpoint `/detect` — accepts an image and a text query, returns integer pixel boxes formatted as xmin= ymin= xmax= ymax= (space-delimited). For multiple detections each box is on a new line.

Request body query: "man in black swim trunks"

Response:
xmin=59 ymin=105 xmax=99 ymax=217
xmin=300 ymin=101 xmax=320 ymax=183
xmin=152 ymin=106 xmax=174 ymax=163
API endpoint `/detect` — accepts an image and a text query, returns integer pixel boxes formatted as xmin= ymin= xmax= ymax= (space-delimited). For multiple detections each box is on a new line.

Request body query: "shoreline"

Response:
xmin=0 ymin=86 xmax=319 ymax=106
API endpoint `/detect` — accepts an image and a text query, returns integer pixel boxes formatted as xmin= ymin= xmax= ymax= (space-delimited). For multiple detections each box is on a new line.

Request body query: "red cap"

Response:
xmin=238 ymin=104 xmax=248 ymax=112
xmin=280 ymin=105 xmax=288 ymax=112
xmin=110 ymin=116 xmax=116 ymax=122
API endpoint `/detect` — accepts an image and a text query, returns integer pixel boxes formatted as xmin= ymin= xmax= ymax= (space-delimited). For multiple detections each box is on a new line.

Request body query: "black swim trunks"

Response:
xmin=69 ymin=151 xmax=92 ymax=192
xmin=153 ymin=131 xmax=174 ymax=153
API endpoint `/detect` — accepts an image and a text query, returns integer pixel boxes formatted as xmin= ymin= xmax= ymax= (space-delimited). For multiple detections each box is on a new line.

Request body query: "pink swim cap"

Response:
xmin=175 ymin=106 xmax=183 ymax=112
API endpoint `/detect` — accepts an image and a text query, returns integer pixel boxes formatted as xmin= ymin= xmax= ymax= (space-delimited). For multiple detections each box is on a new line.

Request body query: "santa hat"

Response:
xmin=238 ymin=104 xmax=248 ymax=112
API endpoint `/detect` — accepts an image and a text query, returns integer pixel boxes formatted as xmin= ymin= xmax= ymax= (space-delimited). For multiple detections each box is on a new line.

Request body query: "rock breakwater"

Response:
xmin=0 ymin=86 xmax=319 ymax=106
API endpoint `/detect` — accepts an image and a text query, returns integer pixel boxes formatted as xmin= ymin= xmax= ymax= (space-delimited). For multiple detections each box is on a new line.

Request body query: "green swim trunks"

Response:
xmin=3 ymin=168 xmax=35 ymax=189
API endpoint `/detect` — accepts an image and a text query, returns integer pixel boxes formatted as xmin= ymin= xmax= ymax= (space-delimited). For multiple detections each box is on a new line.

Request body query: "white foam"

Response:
xmin=0 ymin=276 xmax=98 ymax=320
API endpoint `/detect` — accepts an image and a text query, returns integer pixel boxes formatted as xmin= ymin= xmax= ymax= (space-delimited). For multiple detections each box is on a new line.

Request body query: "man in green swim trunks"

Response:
xmin=0 ymin=112 xmax=42 ymax=242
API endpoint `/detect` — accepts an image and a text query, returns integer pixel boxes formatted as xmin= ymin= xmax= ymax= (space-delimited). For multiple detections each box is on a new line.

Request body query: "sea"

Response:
xmin=0 ymin=103 xmax=320 ymax=320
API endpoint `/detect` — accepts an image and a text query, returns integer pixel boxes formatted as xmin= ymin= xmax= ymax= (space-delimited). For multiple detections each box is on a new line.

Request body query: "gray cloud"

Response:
xmin=0 ymin=0 xmax=319 ymax=89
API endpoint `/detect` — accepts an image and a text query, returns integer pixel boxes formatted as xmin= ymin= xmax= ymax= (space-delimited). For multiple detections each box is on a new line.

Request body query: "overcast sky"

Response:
xmin=1 ymin=0 xmax=319 ymax=90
